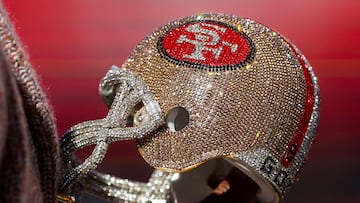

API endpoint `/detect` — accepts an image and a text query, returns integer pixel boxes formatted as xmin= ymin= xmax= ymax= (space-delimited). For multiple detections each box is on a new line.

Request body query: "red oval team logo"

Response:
xmin=159 ymin=20 xmax=255 ymax=71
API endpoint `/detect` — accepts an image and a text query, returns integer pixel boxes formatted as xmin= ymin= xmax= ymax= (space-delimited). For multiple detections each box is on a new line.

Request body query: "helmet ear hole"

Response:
xmin=165 ymin=106 xmax=189 ymax=132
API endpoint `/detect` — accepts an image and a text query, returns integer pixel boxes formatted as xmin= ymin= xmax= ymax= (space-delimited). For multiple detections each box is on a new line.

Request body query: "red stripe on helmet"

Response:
xmin=280 ymin=42 xmax=315 ymax=168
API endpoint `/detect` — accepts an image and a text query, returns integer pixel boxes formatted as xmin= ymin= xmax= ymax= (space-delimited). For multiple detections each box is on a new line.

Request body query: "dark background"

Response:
xmin=3 ymin=0 xmax=360 ymax=202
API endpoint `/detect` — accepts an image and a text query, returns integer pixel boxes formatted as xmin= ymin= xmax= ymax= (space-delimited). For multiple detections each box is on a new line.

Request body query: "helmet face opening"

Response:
xmin=172 ymin=157 xmax=280 ymax=203
xmin=126 ymin=13 xmax=320 ymax=200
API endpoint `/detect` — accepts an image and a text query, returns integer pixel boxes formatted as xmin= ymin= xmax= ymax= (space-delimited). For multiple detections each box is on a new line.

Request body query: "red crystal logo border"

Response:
xmin=158 ymin=20 xmax=256 ymax=71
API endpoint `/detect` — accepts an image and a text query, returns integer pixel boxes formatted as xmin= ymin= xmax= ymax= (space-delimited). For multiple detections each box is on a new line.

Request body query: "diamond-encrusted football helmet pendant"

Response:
xmin=60 ymin=13 xmax=320 ymax=203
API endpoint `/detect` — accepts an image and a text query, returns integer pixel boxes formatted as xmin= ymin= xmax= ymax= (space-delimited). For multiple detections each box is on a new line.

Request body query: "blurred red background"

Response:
xmin=3 ymin=0 xmax=360 ymax=202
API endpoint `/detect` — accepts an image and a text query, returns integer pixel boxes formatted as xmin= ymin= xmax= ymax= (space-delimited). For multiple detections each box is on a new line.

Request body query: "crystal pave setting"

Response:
xmin=58 ymin=13 xmax=321 ymax=203
xmin=158 ymin=20 xmax=255 ymax=71
xmin=59 ymin=66 xmax=176 ymax=202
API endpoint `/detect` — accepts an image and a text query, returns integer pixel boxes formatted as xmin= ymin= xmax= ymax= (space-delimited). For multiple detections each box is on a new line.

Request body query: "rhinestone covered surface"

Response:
xmin=130 ymin=14 xmax=307 ymax=169
xmin=59 ymin=13 xmax=320 ymax=201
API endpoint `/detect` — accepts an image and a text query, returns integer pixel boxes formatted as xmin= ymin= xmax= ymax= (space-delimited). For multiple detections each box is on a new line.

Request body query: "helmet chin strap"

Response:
xmin=59 ymin=66 xmax=177 ymax=202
